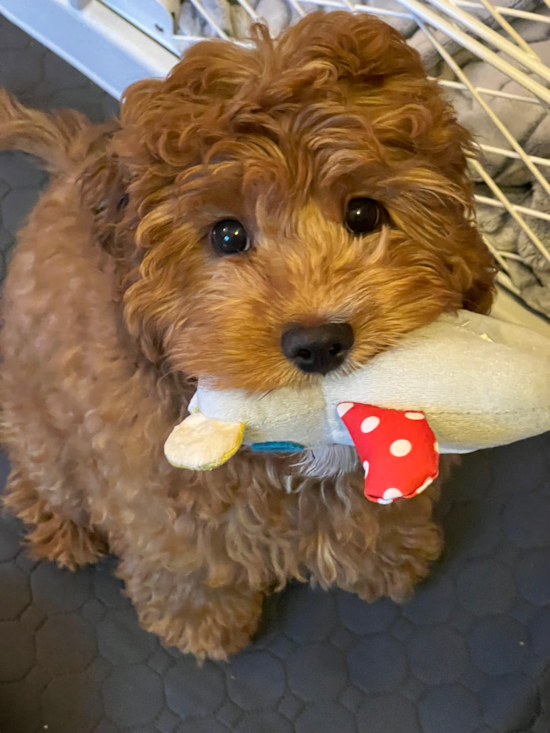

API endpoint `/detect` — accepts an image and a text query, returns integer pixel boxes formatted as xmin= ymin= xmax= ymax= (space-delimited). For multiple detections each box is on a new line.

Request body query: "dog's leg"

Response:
xmin=334 ymin=481 xmax=445 ymax=604
xmin=303 ymin=479 xmax=444 ymax=604
xmin=118 ymin=558 xmax=264 ymax=660
xmin=3 ymin=467 xmax=108 ymax=570
xmin=327 ymin=458 xmax=461 ymax=603
xmin=348 ymin=508 xmax=443 ymax=603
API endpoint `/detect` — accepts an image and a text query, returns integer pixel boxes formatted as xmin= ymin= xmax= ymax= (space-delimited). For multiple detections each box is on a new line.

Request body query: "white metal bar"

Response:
xmin=339 ymin=0 xmax=357 ymax=13
xmin=453 ymin=1 xmax=550 ymax=24
xmin=434 ymin=78 xmax=543 ymax=106
xmin=478 ymin=144 xmax=550 ymax=169
xmin=187 ymin=0 xmax=230 ymax=39
xmin=233 ymin=0 xmax=259 ymax=21
xmin=420 ymin=22 xmax=550 ymax=201
xmin=397 ymin=0 xmax=550 ymax=98
xmin=284 ymin=0 xmax=307 ymax=18
xmin=498 ymin=251 xmax=531 ymax=262
xmin=475 ymin=195 xmax=550 ymax=224
xmin=418 ymin=0 xmax=550 ymax=82
xmin=294 ymin=0 xmax=414 ymax=20
xmin=473 ymin=159 xmax=550 ymax=266
xmin=496 ymin=270 xmax=523 ymax=297
xmin=173 ymin=33 xmax=250 ymax=45
xmin=353 ymin=3 xmax=417 ymax=19
xmin=470 ymin=0 xmax=539 ymax=59
xmin=481 ymin=233 xmax=513 ymax=273
xmin=277 ymin=0 xmax=550 ymax=26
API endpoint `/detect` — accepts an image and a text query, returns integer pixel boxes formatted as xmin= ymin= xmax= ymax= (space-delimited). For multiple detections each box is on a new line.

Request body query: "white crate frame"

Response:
xmin=0 ymin=0 xmax=178 ymax=98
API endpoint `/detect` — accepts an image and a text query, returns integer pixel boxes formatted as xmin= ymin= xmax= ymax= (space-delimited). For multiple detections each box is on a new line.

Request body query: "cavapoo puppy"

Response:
xmin=0 ymin=11 xmax=494 ymax=659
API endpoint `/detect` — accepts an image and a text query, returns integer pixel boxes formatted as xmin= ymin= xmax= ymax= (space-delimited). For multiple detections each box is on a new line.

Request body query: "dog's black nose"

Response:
xmin=281 ymin=322 xmax=354 ymax=375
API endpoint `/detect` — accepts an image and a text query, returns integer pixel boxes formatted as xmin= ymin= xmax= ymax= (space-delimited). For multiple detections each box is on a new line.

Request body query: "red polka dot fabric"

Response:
xmin=337 ymin=403 xmax=440 ymax=504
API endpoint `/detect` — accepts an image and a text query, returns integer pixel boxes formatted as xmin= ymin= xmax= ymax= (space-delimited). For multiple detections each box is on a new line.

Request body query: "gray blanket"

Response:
xmin=177 ymin=0 xmax=550 ymax=318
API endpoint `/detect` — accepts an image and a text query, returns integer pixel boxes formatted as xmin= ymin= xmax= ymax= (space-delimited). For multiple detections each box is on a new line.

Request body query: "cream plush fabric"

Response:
xmin=165 ymin=310 xmax=550 ymax=469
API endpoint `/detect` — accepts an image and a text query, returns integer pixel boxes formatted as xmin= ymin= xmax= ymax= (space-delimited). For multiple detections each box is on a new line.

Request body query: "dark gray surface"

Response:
xmin=2 ymin=12 xmax=550 ymax=733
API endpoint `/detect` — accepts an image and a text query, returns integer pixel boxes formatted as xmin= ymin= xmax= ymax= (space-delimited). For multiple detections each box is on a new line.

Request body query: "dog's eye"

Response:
xmin=345 ymin=198 xmax=387 ymax=235
xmin=211 ymin=220 xmax=250 ymax=255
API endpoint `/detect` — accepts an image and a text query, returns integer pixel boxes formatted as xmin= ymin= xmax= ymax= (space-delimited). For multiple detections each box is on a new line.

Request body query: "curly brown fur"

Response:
xmin=0 ymin=12 xmax=495 ymax=660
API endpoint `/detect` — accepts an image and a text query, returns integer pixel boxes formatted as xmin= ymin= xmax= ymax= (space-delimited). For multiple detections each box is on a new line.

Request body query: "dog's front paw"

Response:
xmin=148 ymin=596 xmax=263 ymax=660
xmin=125 ymin=574 xmax=265 ymax=660
xmin=4 ymin=469 xmax=107 ymax=570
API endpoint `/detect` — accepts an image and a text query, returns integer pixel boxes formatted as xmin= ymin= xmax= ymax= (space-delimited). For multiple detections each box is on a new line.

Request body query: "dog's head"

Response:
xmin=83 ymin=11 xmax=495 ymax=392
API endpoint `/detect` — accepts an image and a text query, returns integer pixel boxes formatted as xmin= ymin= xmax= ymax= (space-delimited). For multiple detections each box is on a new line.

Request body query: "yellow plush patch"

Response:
xmin=164 ymin=412 xmax=245 ymax=470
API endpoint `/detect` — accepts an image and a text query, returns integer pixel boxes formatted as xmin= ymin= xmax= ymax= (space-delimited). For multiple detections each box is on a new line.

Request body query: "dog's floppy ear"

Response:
xmin=80 ymin=151 xmax=172 ymax=368
xmin=79 ymin=151 xmax=133 ymax=259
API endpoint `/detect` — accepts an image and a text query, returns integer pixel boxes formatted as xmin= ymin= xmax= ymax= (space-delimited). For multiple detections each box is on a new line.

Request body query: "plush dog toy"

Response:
xmin=165 ymin=310 xmax=550 ymax=504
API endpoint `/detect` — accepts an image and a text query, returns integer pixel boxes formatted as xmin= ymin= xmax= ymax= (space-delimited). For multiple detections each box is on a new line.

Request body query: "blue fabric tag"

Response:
xmin=250 ymin=441 xmax=305 ymax=453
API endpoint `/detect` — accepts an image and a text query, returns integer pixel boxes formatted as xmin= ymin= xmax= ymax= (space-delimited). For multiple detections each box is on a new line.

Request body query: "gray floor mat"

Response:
xmin=1 ymin=12 xmax=550 ymax=733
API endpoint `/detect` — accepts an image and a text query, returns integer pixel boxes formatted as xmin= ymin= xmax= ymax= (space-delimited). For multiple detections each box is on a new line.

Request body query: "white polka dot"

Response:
xmin=378 ymin=497 xmax=393 ymax=505
xmin=337 ymin=403 xmax=354 ymax=418
xmin=383 ymin=488 xmax=403 ymax=501
xmin=415 ymin=477 xmax=433 ymax=495
xmin=363 ymin=460 xmax=370 ymax=477
xmin=361 ymin=416 xmax=380 ymax=433
xmin=390 ymin=439 xmax=412 ymax=457
xmin=405 ymin=412 xmax=425 ymax=420
xmin=434 ymin=442 xmax=440 ymax=453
